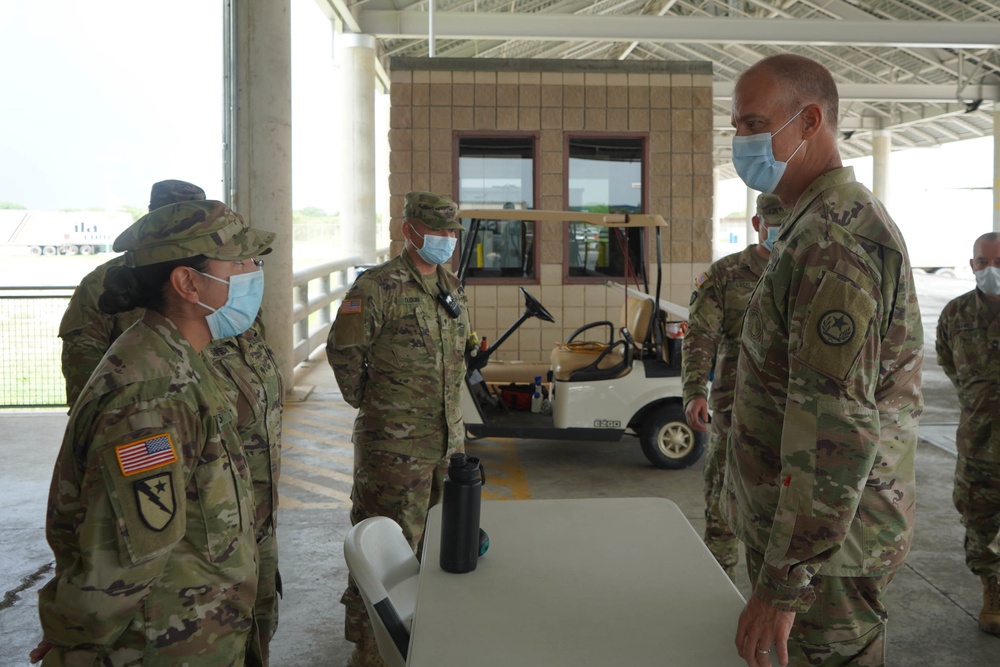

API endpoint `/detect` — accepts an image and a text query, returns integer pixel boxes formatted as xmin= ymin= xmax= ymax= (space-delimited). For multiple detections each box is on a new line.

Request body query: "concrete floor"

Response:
xmin=1 ymin=271 xmax=997 ymax=665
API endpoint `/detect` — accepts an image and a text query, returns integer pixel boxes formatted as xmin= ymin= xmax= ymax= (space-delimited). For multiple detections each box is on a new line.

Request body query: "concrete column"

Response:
xmin=994 ymin=108 xmax=1000 ymax=232
xmin=232 ymin=0 xmax=294 ymax=390
xmin=745 ymin=187 xmax=756 ymax=247
xmin=872 ymin=129 xmax=891 ymax=208
xmin=711 ymin=167 xmax=720 ymax=260
xmin=337 ymin=33 xmax=377 ymax=262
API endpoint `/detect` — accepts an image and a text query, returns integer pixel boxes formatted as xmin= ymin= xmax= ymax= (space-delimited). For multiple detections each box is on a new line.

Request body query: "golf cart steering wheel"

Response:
xmin=519 ymin=287 xmax=556 ymax=323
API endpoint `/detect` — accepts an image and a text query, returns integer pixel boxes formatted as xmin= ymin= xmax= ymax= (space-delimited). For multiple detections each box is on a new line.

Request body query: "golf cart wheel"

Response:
xmin=639 ymin=404 xmax=704 ymax=469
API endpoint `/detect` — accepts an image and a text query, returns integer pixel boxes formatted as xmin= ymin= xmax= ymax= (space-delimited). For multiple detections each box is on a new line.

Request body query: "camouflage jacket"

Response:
xmin=326 ymin=251 xmax=469 ymax=458
xmin=682 ymin=245 xmax=768 ymax=411
xmin=936 ymin=289 xmax=1000 ymax=462
xmin=205 ymin=318 xmax=284 ymax=541
xmin=58 ymin=255 xmax=143 ymax=407
xmin=724 ymin=167 xmax=924 ymax=612
xmin=39 ymin=310 xmax=258 ymax=666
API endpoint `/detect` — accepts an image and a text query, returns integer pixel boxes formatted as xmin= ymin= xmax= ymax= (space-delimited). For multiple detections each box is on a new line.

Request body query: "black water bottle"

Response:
xmin=439 ymin=453 xmax=485 ymax=573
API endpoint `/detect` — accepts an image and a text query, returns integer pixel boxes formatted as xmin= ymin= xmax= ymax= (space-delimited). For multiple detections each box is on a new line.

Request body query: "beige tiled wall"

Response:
xmin=388 ymin=59 xmax=714 ymax=361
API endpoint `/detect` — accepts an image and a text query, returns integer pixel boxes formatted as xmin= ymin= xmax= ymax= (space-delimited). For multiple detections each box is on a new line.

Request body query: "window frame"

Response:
xmin=452 ymin=131 xmax=541 ymax=286
xmin=562 ymin=132 xmax=650 ymax=285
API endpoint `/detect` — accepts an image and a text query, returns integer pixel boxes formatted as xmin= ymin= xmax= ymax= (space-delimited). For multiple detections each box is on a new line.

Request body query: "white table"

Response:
xmin=407 ymin=497 xmax=748 ymax=666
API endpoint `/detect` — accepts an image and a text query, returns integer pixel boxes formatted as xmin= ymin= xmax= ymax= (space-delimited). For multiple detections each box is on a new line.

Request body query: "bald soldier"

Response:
xmin=683 ymin=193 xmax=787 ymax=582
xmin=936 ymin=231 xmax=1000 ymax=637
xmin=58 ymin=179 xmax=207 ymax=406
xmin=724 ymin=54 xmax=923 ymax=666
xmin=327 ymin=191 xmax=470 ymax=667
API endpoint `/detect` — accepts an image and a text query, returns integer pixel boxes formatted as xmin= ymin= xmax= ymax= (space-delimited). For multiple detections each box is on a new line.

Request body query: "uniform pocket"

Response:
xmin=797 ymin=270 xmax=876 ymax=381
xmin=194 ymin=443 xmax=245 ymax=562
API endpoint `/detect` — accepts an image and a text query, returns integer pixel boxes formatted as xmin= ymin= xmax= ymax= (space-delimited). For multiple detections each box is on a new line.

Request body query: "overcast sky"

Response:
xmin=0 ymin=1 xmax=993 ymax=222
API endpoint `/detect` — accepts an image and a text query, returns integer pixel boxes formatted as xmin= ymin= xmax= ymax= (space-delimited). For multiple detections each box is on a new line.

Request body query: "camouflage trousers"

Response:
xmin=746 ymin=547 xmax=893 ymax=667
xmin=703 ymin=410 xmax=739 ymax=581
xmin=342 ymin=444 xmax=452 ymax=646
xmin=952 ymin=455 xmax=1000 ymax=575
xmin=246 ymin=531 xmax=281 ymax=667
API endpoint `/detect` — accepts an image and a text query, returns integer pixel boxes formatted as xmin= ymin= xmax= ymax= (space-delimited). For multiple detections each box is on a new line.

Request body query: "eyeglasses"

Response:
xmin=252 ymin=258 xmax=264 ymax=268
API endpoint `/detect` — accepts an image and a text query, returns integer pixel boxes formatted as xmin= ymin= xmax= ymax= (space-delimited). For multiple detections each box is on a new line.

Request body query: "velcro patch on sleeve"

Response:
xmin=798 ymin=272 xmax=876 ymax=381
xmin=338 ymin=298 xmax=363 ymax=315
xmin=695 ymin=272 xmax=709 ymax=287
xmin=115 ymin=433 xmax=178 ymax=476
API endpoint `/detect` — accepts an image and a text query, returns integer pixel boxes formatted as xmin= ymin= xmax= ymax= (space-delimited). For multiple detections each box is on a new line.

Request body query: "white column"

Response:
xmin=711 ymin=167 xmax=720 ymax=260
xmin=745 ymin=187 xmax=756 ymax=247
xmin=994 ymin=108 xmax=1000 ymax=232
xmin=872 ymin=129 xmax=891 ymax=208
xmin=337 ymin=33 xmax=378 ymax=263
xmin=232 ymin=0 xmax=294 ymax=391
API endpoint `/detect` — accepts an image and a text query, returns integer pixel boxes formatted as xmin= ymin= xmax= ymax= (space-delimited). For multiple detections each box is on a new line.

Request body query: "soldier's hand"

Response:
xmin=684 ymin=397 xmax=710 ymax=432
xmin=735 ymin=595 xmax=794 ymax=666
xmin=29 ymin=639 xmax=52 ymax=664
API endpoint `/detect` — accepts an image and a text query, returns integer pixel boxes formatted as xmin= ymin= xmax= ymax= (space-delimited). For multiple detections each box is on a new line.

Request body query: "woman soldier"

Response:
xmin=33 ymin=200 xmax=274 ymax=666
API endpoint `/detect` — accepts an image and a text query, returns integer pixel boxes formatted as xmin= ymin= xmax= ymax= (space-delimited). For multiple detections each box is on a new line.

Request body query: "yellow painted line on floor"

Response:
xmin=283 ymin=441 xmax=353 ymax=467
xmin=280 ymin=474 xmax=352 ymax=503
xmin=283 ymin=410 xmax=357 ymax=430
xmin=467 ymin=438 xmax=532 ymax=500
xmin=282 ymin=425 xmax=354 ymax=450
xmin=282 ymin=456 xmax=354 ymax=484
xmin=278 ymin=494 xmax=345 ymax=510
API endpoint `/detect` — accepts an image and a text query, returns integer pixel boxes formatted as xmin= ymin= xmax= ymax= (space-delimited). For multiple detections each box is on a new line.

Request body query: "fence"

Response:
xmin=2 ymin=250 xmax=390 ymax=408
xmin=0 ymin=287 xmax=71 ymax=408
xmin=290 ymin=248 xmax=389 ymax=366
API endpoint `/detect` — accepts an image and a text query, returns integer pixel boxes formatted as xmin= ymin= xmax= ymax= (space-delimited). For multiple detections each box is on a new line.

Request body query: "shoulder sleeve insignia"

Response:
xmin=338 ymin=298 xmax=363 ymax=315
xmin=817 ymin=310 xmax=856 ymax=346
xmin=134 ymin=472 xmax=176 ymax=531
xmin=695 ymin=272 xmax=709 ymax=287
xmin=115 ymin=433 xmax=177 ymax=476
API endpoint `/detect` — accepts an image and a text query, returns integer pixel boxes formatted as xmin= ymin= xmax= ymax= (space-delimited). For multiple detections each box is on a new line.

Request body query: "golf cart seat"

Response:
xmin=550 ymin=295 xmax=654 ymax=382
xmin=480 ymin=359 xmax=551 ymax=384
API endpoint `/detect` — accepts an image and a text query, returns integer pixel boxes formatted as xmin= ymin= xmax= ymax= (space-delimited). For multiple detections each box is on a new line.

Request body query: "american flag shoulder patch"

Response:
xmin=339 ymin=298 xmax=363 ymax=315
xmin=694 ymin=272 xmax=709 ymax=287
xmin=115 ymin=434 xmax=178 ymax=476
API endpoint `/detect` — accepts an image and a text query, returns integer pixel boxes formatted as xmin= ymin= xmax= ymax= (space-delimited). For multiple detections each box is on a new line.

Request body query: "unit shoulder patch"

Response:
xmin=115 ymin=433 xmax=177 ymax=476
xmin=133 ymin=472 xmax=176 ymax=531
xmin=817 ymin=309 xmax=855 ymax=346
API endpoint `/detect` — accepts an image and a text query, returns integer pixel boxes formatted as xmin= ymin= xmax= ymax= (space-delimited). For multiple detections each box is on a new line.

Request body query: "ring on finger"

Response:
xmin=757 ymin=648 xmax=771 ymax=654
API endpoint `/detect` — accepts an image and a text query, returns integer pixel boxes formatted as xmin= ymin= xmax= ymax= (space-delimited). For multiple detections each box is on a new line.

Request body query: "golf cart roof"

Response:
xmin=458 ymin=209 xmax=667 ymax=229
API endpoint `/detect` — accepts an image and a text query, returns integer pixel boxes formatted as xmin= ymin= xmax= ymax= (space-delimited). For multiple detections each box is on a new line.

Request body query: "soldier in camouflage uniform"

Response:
xmin=327 ymin=191 xmax=470 ymax=667
xmin=683 ymin=193 xmax=787 ymax=582
xmin=58 ymin=179 xmax=206 ymax=407
xmin=56 ymin=181 xmax=284 ymax=665
xmin=724 ymin=54 xmax=923 ymax=666
xmin=936 ymin=231 xmax=1000 ymax=637
xmin=32 ymin=200 xmax=275 ymax=666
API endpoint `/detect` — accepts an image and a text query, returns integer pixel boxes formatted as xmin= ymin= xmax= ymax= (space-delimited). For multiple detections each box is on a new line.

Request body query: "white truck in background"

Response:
xmin=891 ymin=187 xmax=991 ymax=278
xmin=0 ymin=210 xmax=133 ymax=256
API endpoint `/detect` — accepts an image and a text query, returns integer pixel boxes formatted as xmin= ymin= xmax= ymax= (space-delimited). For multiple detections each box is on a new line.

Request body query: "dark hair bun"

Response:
xmin=99 ymin=265 xmax=141 ymax=315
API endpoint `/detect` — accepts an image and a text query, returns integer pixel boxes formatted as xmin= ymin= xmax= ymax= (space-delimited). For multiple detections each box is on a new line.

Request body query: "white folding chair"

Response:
xmin=343 ymin=516 xmax=421 ymax=667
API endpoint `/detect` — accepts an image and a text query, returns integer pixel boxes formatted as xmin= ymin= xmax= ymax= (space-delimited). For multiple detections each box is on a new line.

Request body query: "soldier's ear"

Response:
xmin=169 ymin=266 xmax=203 ymax=305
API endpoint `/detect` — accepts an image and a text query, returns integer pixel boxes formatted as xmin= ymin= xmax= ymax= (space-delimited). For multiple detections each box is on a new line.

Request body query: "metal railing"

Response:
xmin=290 ymin=248 xmax=390 ymax=366
xmin=0 ymin=287 xmax=71 ymax=408
xmin=2 ymin=250 xmax=390 ymax=408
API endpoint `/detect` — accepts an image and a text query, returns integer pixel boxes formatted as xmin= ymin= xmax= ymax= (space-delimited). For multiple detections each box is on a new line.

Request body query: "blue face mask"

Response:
xmin=732 ymin=109 xmax=806 ymax=193
xmin=975 ymin=266 xmax=1000 ymax=296
xmin=197 ymin=268 xmax=265 ymax=339
xmin=761 ymin=226 xmax=781 ymax=252
xmin=413 ymin=229 xmax=458 ymax=265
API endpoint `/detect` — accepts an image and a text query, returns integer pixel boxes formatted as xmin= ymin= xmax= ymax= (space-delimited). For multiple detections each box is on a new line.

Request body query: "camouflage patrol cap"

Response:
xmin=756 ymin=193 xmax=788 ymax=225
xmin=148 ymin=180 xmax=206 ymax=211
xmin=403 ymin=191 xmax=463 ymax=231
xmin=115 ymin=200 xmax=275 ymax=268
